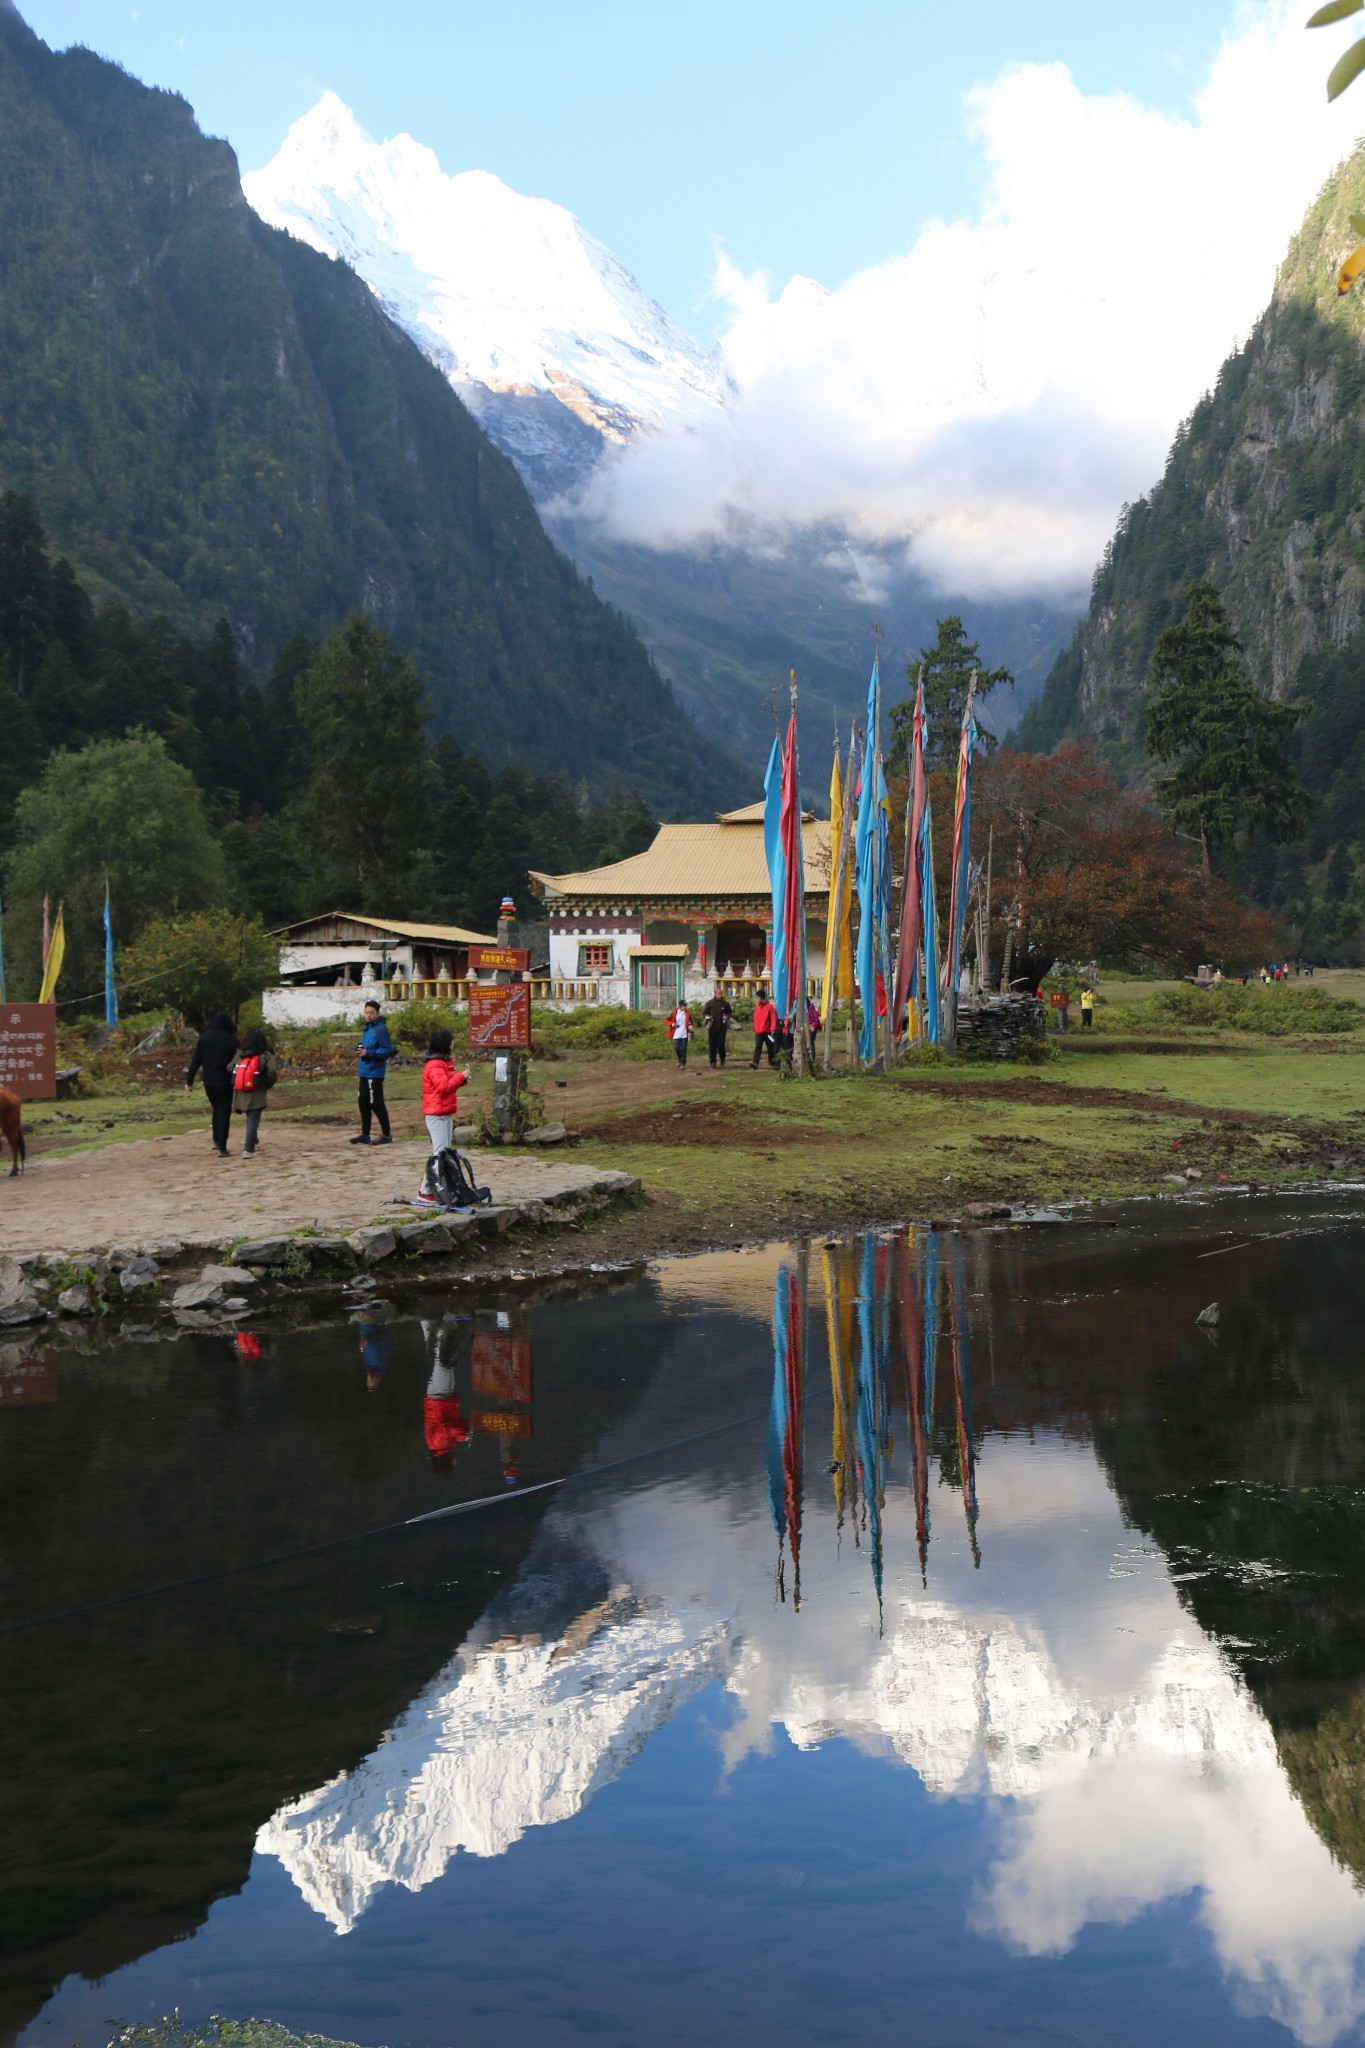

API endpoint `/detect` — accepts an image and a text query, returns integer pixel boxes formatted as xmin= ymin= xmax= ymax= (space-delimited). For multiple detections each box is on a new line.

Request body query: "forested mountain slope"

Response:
xmin=0 ymin=6 xmax=742 ymax=812
xmin=1018 ymin=143 xmax=1365 ymax=935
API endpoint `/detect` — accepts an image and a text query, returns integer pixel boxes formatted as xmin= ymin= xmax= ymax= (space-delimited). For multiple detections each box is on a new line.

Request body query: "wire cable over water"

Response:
xmin=0 ymin=1410 xmax=767 ymax=1638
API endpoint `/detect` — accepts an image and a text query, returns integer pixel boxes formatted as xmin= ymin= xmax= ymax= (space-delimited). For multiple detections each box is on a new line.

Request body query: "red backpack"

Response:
xmin=234 ymin=1054 xmax=261 ymax=1093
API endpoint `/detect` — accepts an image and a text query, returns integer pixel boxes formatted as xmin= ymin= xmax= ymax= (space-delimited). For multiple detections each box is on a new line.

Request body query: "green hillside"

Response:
xmin=0 ymin=7 xmax=743 ymax=813
xmin=1017 ymin=144 xmax=1365 ymax=952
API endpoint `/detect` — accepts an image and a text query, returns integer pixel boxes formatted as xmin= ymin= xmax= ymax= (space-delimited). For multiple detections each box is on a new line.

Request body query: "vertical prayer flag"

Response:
xmin=103 ymin=888 xmax=118 ymax=1030
xmin=892 ymin=677 xmax=928 ymax=1040
xmin=822 ymin=740 xmax=852 ymax=1020
xmin=37 ymin=902 xmax=65 ymax=1005
xmin=779 ymin=703 xmax=805 ymax=1023
xmin=920 ymin=789 xmax=941 ymax=1044
xmin=763 ymin=735 xmax=787 ymax=1018
xmin=0 ymin=894 xmax=6 ymax=1004
xmin=854 ymin=659 xmax=881 ymax=1063
xmin=944 ymin=691 xmax=978 ymax=1002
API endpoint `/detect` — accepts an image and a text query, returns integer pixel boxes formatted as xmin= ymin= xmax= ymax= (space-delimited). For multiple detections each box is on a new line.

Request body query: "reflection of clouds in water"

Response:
xmin=258 ymin=1436 xmax=1365 ymax=2044
xmin=981 ymin=1761 xmax=1365 ymax=2048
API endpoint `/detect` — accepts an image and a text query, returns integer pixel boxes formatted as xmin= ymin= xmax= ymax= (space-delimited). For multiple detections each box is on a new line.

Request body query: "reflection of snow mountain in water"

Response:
xmin=257 ymin=1440 xmax=1365 ymax=2048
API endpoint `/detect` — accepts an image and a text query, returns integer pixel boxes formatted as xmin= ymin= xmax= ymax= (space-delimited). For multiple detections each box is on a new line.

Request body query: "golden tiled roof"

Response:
xmin=530 ymin=817 xmax=831 ymax=903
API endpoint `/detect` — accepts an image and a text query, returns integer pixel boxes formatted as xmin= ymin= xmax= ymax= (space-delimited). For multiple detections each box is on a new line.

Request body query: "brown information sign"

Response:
xmin=0 ymin=1003 xmax=56 ymax=1100
xmin=468 ymin=983 xmax=531 ymax=1050
xmin=468 ymin=946 xmax=529 ymax=974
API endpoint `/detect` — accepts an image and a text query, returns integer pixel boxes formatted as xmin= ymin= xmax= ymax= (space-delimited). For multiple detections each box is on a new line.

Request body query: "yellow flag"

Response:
xmin=38 ymin=902 xmax=65 ymax=1005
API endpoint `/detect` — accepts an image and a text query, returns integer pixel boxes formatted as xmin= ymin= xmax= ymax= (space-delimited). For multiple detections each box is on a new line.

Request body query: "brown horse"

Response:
xmin=0 ymin=1088 xmax=25 ymax=1176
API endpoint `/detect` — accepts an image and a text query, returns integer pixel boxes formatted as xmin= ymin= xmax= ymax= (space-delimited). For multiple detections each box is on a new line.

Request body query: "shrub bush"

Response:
xmin=1134 ymin=984 xmax=1360 ymax=1035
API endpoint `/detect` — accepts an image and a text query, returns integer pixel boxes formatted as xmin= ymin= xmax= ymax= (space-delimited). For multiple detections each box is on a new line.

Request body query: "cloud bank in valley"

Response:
xmin=581 ymin=5 xmax=1365 ymax=601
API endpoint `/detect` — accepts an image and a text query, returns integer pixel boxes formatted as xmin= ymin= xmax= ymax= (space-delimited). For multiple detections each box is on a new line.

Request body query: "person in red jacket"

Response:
xmin=751 ymin=988 xmax=779 ymax=1068
xmin=420 ymin=1028 xmax=470 ymax=1200
xmin=423 ymin=1316 xmax=472 ymax=1470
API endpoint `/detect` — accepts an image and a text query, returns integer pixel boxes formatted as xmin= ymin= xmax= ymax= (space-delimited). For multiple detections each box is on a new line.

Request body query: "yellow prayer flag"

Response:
xmin=822 ymin=744 xmax=853 ymax=1015
xmin=37 ymin=902 xmax=64 ymax=1005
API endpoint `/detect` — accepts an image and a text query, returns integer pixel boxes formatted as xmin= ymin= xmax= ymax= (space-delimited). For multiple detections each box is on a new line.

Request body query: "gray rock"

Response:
xmin=119 ymin=1256 xmax=160 ymax=1293
xmin=301 ymin=1236 xmax=359 ymax=1271
xmin=474 ymin=1206 xmax=520 ymax=1235
xmin=0 ymin=1296 xmax=48 ymax=1327
xmin=201 ymin=1263 xmax=257 ymax=1288
xmin=967 ymin=1202 xmax=1013 ymax=1218
xmin=452 ymin=1124 xmax=479 ymax=1145
xmin=348 ymin=1225 xmax=396 ymax=1266
xmin=234 ymin=1238 xmax=291 ymax=1268
xmin=171 ymin=1281 xmax=227 ymax=1311
xmin=398 ymin=1219 xmax=454 ymax=1254
xmin=56 ymin=1286 xmax=96 ymax=1317
xmin=1196 ymin=1302 xmax=1220 ymax=1327
xmin=524 ymin=1121 xmax=568 ymax=1146
xmin=108 ymin=1245 xmax=139 ymax=1267
xmin=143 ymin=1239 xmax=183 ymax=1259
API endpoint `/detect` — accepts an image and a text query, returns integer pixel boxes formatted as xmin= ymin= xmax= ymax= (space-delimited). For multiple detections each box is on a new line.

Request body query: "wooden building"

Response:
xmin=529 ymin=803 xmax=831 ymax=1012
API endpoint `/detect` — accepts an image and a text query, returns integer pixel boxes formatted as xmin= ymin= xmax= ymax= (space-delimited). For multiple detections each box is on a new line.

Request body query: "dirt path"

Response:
xmin=0 ymin=1121 xmax=621 ymax=1259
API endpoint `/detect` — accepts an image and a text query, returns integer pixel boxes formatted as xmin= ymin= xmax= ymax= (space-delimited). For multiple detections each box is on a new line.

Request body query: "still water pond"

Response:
xmin=5 ymin=1196 xmax=1365 ymax=2048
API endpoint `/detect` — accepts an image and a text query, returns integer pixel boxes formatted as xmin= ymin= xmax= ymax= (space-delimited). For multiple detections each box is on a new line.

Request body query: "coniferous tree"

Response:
xmin=890 ymin=615 xmax=1013 ymax=772
xmin=1146 ymin=582 xmax=1312 ymax=875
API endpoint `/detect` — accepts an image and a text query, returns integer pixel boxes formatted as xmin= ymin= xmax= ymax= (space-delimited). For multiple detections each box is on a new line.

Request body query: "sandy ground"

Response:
xmin=0 ymin=1122 xmax=623 ymax=1260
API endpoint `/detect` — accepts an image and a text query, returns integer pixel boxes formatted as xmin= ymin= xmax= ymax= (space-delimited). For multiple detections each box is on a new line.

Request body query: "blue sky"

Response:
xmin=22 ymin=0 xmax=1238 ymax=328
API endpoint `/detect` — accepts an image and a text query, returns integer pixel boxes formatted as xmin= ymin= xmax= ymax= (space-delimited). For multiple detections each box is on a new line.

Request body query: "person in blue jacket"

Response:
xmin=353 ymin=998 xmax=395 ymax=1145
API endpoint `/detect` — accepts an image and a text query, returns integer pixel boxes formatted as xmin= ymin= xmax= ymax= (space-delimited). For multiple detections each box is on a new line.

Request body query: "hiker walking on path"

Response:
xmin=1080 ymin=986 xmax=1095 ymax=1029
xmin=232 ymin=1029 xmax=277 ymax=1155
xmin=353 ymin=998 xmax=394 ymax=1144
xmin=667 ymin=1000 xmax=693 ymax=1068
xmin=751 ymin=988 xmax=779 ymax=1068
xmin=421 ymin=1028 xmax=469 ymax=1195
xmin=185 ymin=1011 xmax=239 ymax=1157
xmin=702 ymin=987 xmax=734 ymax=1068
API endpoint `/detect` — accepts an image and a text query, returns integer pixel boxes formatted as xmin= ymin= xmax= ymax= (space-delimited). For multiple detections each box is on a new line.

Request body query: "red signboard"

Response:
xmin=0 ymin=1004 xmax=56 ymax=1100
xmin=468 ymin=983 xmax=531 ymax=1049
xmin=472 ymin=1332 xmax=533 ymax=1403
xmin=0 ymin=1347 xmax=58 ymax=1405
xmin=469 ymin=946 xmax=529 ymax=973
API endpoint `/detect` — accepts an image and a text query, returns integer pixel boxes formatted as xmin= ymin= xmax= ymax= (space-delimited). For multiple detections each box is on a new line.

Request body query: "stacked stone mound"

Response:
xmin=955 ymin=995 xmax=1047 ymax=1060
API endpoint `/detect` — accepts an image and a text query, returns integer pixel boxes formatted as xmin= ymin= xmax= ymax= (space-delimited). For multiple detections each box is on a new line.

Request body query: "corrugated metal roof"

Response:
xmin=715 ymin=801 xmax=814 ymax=824
xmin=530 ymin=818 xmax=831 ymax=903
xmin=270 ymin=910 xmax=496 ymax=946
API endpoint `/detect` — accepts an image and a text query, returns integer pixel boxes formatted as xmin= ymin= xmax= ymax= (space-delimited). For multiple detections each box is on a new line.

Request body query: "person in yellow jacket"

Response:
xmin=1080 ymin=985 xmax=1095 ymax=1028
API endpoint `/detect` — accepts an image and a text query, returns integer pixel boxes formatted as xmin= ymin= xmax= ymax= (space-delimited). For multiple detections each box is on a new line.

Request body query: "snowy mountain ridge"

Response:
xmin=243 ymin=95 xmax=727 ymax=498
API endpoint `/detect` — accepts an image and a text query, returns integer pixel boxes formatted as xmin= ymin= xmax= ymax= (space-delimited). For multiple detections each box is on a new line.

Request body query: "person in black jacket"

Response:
xmin=185 ymin=1012 xmax=240 ymax=1156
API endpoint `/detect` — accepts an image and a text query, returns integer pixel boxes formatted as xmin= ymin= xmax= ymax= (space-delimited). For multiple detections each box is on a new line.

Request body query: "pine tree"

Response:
xmin=890 ymin=615 xmax=1012 ymax=772
xmin=1146 ymin=582 xmax=1312 ymax=875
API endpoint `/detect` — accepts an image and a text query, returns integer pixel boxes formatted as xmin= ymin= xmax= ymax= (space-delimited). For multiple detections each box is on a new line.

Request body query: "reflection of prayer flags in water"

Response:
xmin=767 ymin=1263 xmax=805 ymax=1604
xmin=947 ymin=1245 xmax=980 ymax=1565
xmin=895 ymin=1233 xmax=930 ymax=1581
xmin=763 ymin=736 xmax=788 ymax=1019
xmin=855 ymin=1235 xmax=886 ymax=1625
xmin=37 ymin=903 xmax=64 ymax=1006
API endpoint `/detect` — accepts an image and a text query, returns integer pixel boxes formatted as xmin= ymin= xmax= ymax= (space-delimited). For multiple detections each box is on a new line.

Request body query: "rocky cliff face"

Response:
xmin=1020 ymin=141 xmax=1365 ymax=772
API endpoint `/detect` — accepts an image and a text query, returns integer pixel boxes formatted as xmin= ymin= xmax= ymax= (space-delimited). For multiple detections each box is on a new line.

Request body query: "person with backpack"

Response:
xmin=666 ymin=999 xmax=693 ymax=1067
xmin=353 ymin=998 xmax=395 ymax=1144
xmin=232 ymin=1028 xmax=278 ymax=1155
xmin=420 ymin=1028 xmax=470 ymax=1199
xmin=751 ymin=988 xmax=778 ymax=1068
xmin=185 ymin=1011 xmax=239 ymax=1157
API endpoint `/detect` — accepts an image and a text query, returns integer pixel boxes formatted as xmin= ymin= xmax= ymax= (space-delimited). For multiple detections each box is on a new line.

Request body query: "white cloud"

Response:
xmin=581 ymin=3 xmax=1365 ymax=600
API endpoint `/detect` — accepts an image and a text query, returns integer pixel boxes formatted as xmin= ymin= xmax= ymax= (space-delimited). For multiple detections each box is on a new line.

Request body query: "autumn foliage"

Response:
xmin=889 ymin=744 xmax=1276 ymax=984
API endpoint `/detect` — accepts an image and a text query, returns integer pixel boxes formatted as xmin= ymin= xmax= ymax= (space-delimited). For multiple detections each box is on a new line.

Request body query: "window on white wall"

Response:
xmin=577 ymin=943 xmax=614 ymax=975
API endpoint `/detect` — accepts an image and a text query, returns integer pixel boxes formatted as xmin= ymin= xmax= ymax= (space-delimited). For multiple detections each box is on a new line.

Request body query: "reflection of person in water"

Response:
xmin=423 ymin=1316 xmax=472 ymax=1469
xmin=358 ymin=1320 xmax=392 ymax=1393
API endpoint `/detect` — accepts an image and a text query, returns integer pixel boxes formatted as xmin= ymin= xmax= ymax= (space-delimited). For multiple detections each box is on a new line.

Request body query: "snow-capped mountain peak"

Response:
xmin=243 ymin=95 xmax=727 ymax=497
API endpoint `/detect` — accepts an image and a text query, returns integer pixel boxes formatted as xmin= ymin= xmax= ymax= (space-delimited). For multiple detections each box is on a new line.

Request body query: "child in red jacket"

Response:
xmin=420 ymin=1028 xmax=470 ymax=1199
